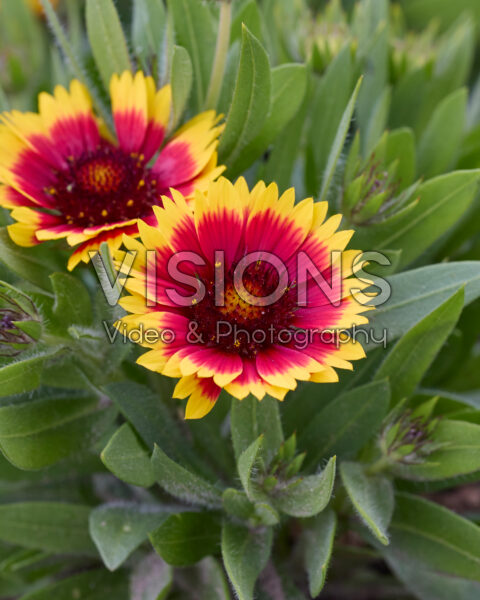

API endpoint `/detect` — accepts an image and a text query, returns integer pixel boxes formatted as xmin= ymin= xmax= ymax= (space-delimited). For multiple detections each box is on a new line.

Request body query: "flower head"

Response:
xmin=0 ymin=71 xmax=224 ymax=269
xmin=115 ymin=178 xmax=372 ymax=419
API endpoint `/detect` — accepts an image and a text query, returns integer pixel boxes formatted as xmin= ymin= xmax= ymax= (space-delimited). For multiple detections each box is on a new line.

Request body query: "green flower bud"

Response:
xmin=379 ymin=399 xmax=444 ymax=467
xmin=0 ymin=282 xmax=41 ymax=357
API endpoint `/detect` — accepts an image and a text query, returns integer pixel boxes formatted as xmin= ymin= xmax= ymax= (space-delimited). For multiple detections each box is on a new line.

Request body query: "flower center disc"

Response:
xmin=48 ymin=144 xmax=160 ymax=227
xmin=77 ymin=157 xmax=126 ymax=195
xmin=190 ymin=265 xmax=297 ymax=358
xmin=218 ymin=283 xmax=266 ymax=324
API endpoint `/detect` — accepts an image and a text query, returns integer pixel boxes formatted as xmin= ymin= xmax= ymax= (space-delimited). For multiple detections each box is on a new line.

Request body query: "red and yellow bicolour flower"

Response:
xmin=0 ymin=71 xmax=224 ymax=269
xmin=115 ymin=177 xmax=373 ymax=419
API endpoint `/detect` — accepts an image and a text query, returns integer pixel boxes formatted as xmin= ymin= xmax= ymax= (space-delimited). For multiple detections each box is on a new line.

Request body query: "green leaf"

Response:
xmin=319 ymin=76 xmax=363 ymax=203
xmin=86 ymin=0 xmax=132 ymax=90
xmin=222 ymin=488 xmax=254 ymax=521
xmin=167 ymin=0 xmax=216 ymax=111
xmin=340 ymin=461 xmax=394 ymax=545
xmin=221 ymin=523 xmax=273 ymax=600
xmin=0 ymin=502 xmax=96 ymax=555
xmin=396 ymin=420 xmax=480 ymax=481
xmin=90 ymin=504 xmax=170 ymax=571
xmin=238 ymin=435 xmax=264 ymax=502
xmin=228 ymin=63 xmax=307 ymax=178
xmin=170 ymin=45 xmax=193 ymax=127
xmin=0 ymin=348 xmax=60 ymax=398
xmin=151 ymin=444 xmax=222 ymax=508
xmin=303 ymin=509 xmax=336 ymax=597
xmin=308 ymin=44 xmax=354 ymax=190
xmin=272 ymin=456 xmax=336 ymax=518
xmin=365 ymin=261 xmax=480 ymax=347
xmin=300 ymin=380 xmax=390 ymax=468
xmin=150 ymin=512 xmax=221 ymax=567
xmin=383 ymin=548 xmax=480 ymax=600
xmin=385 ymin=128 xmax=416 ymax=191
xmin=375 ymin=288 xmax=464 ymax=404
xmin=218 ymin=25 xmax=271 ymax=170
xmin=231 ymin=396 xmax=283 ymax=466
xmin=50 ymin=272 xmax=92 ymax=327
xmin=355 ymin=11 xmax=389 ymax=142
xmin=0 ymin=394 xmax=116 ymax=470
xmin=262 ymin=82 xmax=309 ymax=191
xmin=354 ymin=170 xmax=480 ymax=268
xmin=104 ymin=382 xmax=204 ymax=473
xmin=389 ymin=493 xmax=480 ymax=581
xmin=131 ymin=0 xmax=166 ymax=64
xmin=417 ymin=88 xmax=467 ymax=179
xmin=19 ymin=570 xmax=128 ymax=600
xmin=0 ymin=229 xmax=62 ymax=290
xmin=101 ymin=423 xmax=155 ymax=488
xmin=130 ymin=553 xmax=173 ymax=600
xmin=364 ymin=86 xmax=391 ymax=157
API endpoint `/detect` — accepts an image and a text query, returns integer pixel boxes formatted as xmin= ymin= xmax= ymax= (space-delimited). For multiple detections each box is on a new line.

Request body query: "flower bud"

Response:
xmin=0 ymin=282 xmax=41 ymax=357
xmin=378 ymin=399 xmax=444 ymax=467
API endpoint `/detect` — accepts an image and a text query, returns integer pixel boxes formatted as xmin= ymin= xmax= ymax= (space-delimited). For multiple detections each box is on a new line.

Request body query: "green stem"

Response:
xmin=204 ymin=0 xmax=232 ymax=110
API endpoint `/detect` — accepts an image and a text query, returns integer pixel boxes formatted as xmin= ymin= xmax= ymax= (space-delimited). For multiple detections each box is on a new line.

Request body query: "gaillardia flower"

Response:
xmin=115 ymin=178 xmax=373 ymax=419
xmin=0 ymin=71 xmax=224 ymax=269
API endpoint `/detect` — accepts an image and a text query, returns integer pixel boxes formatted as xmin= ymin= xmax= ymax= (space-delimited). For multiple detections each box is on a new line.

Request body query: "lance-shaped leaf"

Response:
xmin=0 ymin=394 xmax=116 ymax=470
xmin=222 ymin=523 xmax=273 ymax=600
xmin=90 ymin=504 xmax=171 ymax=571
xmin=17 ymin=569 xmax=128 ymax=600
xmin=340 ymin=461 xmax=394 ymax=545
xmin=0 ymin=228 xmax=62 ymax=290
xmin=375 ymin=287 xmax=464 ymax=404
xmin=237 ymin=435 xmax=264 ymax=502
xmin=228 ymin=63 xmax=307 ymax=178
xmin=388 ymin=493 xmax=480 ymax=581
xmin=300 ymin=380 xmax=390 ymax=468
xmin=171 ymin=45 xmax=193 ymax=127
xmin=309 ymin=44 xmax=354 ymax=190
xmin=383 ymin=545 xmax=480 ymax=600
xmin=151 ymin=445 xmax=223 ymax=508
xmin=417 ymin=88 xmax=467 ymax=179
xmin=131 ymin=0 xmax=166 ymax=65
xmin=0 ymin=348 xmax=61 ymax=398
xmin=150 ymin=512 xmax=221 ymax=567
xmin=365 ymin=261 xmax=480 ymax=347
xmin=303 ymin=509 xmax=337 ymax=597
xmin=167 ymin=0 xmax=215 ymax=110
xmin=219 ymin=25 xmax=271 ymax=170
xmin=0 ymin=502 xmax=96 ymax=555
xmin=50 ymin=273 xmax=92 ymax=328
xmin=86 ymin=0 xmax=132 ymax=90
xmin=318 ymin=76 xmax=363 ymax=203
xmin=273 ymin=456 xmax=336 ymax=518
xmin=231 ymin=396 xmax=283 ymax=466
xmin=101 ymin=423 xmax=155 ymax=488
